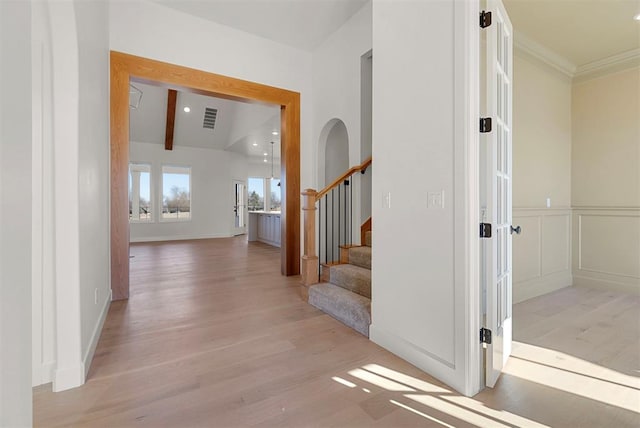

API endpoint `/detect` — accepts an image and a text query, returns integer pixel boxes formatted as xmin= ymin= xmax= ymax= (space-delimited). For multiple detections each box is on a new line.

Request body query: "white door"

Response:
xmin=483 ymin=0 xmax=514 ymax=388
xmin=233 ymin=180 xmax=247 ymax=236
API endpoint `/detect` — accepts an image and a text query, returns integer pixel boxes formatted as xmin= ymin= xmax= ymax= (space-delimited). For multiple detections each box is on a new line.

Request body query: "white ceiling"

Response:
xmin=129 ymin=82 xmax=281 ymax=161
xmin=504 ymin=0 xmax=640 ymax=67
xmin=152 ymin=0 xmax=638 ymax=67
xmin=151 ymin=0 xmax=369 ymax=51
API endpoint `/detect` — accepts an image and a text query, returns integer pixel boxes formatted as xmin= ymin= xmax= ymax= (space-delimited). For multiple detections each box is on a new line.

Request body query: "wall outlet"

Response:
xmin=427 ymin=190 xmax=444 ymax=209
xmin=94 ymin=288 xmax=98 ymax=305
xmin=546 ymin=197 xmax=551 ymax=208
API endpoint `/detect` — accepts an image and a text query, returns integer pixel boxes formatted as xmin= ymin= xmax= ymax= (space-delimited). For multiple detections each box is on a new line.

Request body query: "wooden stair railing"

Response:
xmin=301 ymin=157 xmax=372 ymax=298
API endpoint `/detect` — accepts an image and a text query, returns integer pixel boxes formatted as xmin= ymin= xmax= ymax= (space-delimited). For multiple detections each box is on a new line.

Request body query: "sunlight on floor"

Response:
xmin=331 ymin=344 xmax=640 ymax=427
xmin=504 ymin=341 xmax=640 ymax=412
xmin=389 ymin=399 xmax=456 ymax=428
xmin=336 ymin=363 xmax=551 ymax=427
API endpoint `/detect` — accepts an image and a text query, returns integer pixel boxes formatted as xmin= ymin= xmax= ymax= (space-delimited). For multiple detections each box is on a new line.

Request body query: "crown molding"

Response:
xmin=514 ymin=31 xmax=639 ymax=82
xmin=514 ymin=31 xmax=576 ymax=78
xmin=573 ymin=48 xmax=640 ymax=82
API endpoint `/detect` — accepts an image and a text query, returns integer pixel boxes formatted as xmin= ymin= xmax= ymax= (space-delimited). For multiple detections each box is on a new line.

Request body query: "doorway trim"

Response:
xmin=110 ymin=51 xmax=301 ymax=300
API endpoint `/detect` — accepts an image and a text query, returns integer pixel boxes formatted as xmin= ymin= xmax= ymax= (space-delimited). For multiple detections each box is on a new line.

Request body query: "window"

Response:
xmin=129 ymin=163 xmax=152 ymax=222
xmin=161 ymin=166 xmax=191 ymax=221
xmin=270 ymin=179 xmax=281 ymax=212
xmin=248 ymin=177 xmax=264 ymax=211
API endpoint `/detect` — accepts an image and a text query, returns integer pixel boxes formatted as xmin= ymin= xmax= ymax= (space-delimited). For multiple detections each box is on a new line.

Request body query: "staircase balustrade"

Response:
xmin=301 ymin=157 xmax=372 ymax=297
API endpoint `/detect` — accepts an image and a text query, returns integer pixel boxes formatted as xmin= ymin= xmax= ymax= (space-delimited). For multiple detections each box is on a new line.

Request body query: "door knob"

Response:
xmin=510 ymin=225 xmax=521 ymax=235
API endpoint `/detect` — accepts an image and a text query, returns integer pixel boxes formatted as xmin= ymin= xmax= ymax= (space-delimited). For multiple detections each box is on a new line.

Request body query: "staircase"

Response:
xmin=308 ymin=231 xmax=372 ymax=336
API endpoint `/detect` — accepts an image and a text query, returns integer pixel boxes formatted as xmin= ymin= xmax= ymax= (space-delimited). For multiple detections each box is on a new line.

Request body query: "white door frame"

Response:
xmin=232 ymin=179 xmax=247 ymax=236
xmin=457 ymin=0 xmax=483 ymax=396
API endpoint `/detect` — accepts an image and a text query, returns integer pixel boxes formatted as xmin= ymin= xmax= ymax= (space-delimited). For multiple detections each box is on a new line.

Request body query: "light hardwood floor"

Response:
xmin=34 ymin=238 xmax=640 ymax=427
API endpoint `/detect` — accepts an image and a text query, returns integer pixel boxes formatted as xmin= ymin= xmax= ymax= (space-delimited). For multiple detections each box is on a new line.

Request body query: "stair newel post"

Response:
xmin=301 ymin=189 xmax=319 ymax=299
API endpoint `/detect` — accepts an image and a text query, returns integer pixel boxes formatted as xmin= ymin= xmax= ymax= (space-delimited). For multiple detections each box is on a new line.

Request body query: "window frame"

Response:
xmin=160 ymin=164 xmax=192 ymax=223
xmin=128 ymin=162 xmax=154 ymax=223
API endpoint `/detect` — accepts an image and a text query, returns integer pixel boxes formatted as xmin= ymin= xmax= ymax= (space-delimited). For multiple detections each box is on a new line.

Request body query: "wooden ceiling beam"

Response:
xmin=164 ymin=89 xmax=177 ymax=150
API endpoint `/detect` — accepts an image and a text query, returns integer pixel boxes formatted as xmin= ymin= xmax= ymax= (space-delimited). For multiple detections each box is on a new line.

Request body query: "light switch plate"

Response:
xmin=383 ymin=192 xmax=391 ymax=208
xmin=428 ymin=190 xmax=444 ymax=208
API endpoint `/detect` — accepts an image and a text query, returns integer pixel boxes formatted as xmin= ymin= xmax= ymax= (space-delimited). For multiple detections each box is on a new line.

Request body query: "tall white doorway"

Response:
xmin=233 ymin=179 xmax=247 ymax=236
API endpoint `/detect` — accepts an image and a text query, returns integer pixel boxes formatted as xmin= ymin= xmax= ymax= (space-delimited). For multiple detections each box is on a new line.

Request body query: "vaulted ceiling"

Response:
xmin=151 ymin=0 xmax=369 ymax=51
xmin=129 ymin=82 xmax=281 ymax=162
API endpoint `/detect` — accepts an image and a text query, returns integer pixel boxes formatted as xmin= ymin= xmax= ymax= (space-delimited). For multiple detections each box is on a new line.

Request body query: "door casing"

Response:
xmin=110 ymin=51 xmax=301 ymax=300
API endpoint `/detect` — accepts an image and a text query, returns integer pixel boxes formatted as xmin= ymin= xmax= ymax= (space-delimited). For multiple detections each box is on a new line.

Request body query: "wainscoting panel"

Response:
xmin=573 ymin=208 xmax=640 ymax=294
xmin=513 ymin=208 xmax=572 ymax=303
xmin=512 ymin=215 xmax=541 ymax=284
xmin=541 ymin=214 xmax=570 ymax=276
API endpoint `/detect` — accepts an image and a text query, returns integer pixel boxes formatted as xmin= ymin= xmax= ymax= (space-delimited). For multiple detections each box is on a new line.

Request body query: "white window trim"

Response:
xmin=160 ymin=165 xmax=192 ymax=223
xmin=129 ymin=163 xmax=154 ymax=224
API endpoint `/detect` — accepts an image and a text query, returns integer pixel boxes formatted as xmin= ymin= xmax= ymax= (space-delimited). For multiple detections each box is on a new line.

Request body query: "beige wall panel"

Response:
xmin=572 ymin=67 xmax=640 ymax=208
xmin=541 ymin=214 xmax=570 ymax=275
xmin=513 ymin=52 xmax=572 ymax=209
xmin=578 ymin=214 xmax=640 ymax=278
xmin=513 ymin=215 xmax=541 ymax=284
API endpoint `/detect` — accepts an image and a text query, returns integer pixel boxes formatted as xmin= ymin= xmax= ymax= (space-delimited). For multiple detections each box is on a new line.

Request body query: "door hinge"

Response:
xmin=480 ymin=327 xmax=492 ymax=344
xmin=480 ymin=223 xmax=492 ymax=238
xmin=480 ymin=11 xmax=492 ymax=28
xmin=480 ymin=117 xmax=492 ymax=133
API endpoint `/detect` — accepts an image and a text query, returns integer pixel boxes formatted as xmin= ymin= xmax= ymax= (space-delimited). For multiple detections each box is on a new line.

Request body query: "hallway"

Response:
xmin=33 ymin=238 xmax=639 ymax=427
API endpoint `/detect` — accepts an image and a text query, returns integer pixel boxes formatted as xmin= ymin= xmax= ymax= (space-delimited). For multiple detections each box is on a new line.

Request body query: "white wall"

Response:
xmin=371 ymin=0 xmax=479 ymax=395
xmin=248 ymin=159 xmax=280 ymax=179
xmin=324 ymin=120 xmax=350 ymax=186
xmin=511 ymin=50 xmax=573 ymax=302
xmin=313 ymin=1 xmax=371 ymax=182
xmin=109 ymin=0 xmax=313 ymax=191
xmin=129 ymin=142 xmax=248 ymax=242
xmin=0 ymin=0 xmax=33 ymax=424
xmin=31 ymin=0 xmax=56 ymax=388
xmin=312 ymin=1 xmax=371 ymax=242
xmin=75 ymin=0 xmax=112 ymax=381
xmin=572 ymin=67 xmax=640 ymax=293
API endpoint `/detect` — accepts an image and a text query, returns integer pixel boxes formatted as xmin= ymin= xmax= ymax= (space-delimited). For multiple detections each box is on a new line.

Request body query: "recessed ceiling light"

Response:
xmin=263 ymin=159 xmax=268 ymax=163
xmin=252 ymin=142 xmax=258 ymax=147
xmin=263 ymin=152 xmax=268 ymax=156
xmin=634 ymin=13 xmax=640 ymax=21
xmin=272 ymin=131 xmax=279 ymax=135
xmin=183 ymin=106 xmax=191 ymax=113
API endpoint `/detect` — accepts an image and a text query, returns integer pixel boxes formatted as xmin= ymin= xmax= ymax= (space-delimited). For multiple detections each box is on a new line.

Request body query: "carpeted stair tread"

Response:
xmin=308 ymin=283 xmax=371 ymax=337
xmin=365 ymin=231 xmax=372 ymax=247
xmin=330 ymin=264 xmax=371 ymax=298
xmin=348 ymin=246 xmax=371 ymax=270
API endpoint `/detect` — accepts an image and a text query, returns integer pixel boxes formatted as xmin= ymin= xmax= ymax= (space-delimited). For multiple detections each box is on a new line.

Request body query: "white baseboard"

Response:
xmin=83 ymin=288 xmax=112 ymax=378
xmin=41 ymin=361 xmax=55 ymax=385
xmin=32 ymin=361 xmax=56 ymax=387
xmin=53 ymin=363 xmax=85 ymax=392
xmin=369 ymin=324 xmax=468 ymax=396
xmin=130 ymin=233 xmax=232 ymax=243
xmin=513 ymin=270 xmax=573 ymax=303
xmin=573 ymin=273 xmax=640 ymax=295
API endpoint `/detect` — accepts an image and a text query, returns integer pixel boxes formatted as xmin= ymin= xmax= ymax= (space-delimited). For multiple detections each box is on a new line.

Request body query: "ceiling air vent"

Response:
xmin=203 ymin=108 xmax=218 ymax=130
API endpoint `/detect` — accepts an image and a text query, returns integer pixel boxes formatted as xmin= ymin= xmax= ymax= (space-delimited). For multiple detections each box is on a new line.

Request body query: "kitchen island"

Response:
xmin=248 ymin=211 xmax=281 ymax=247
